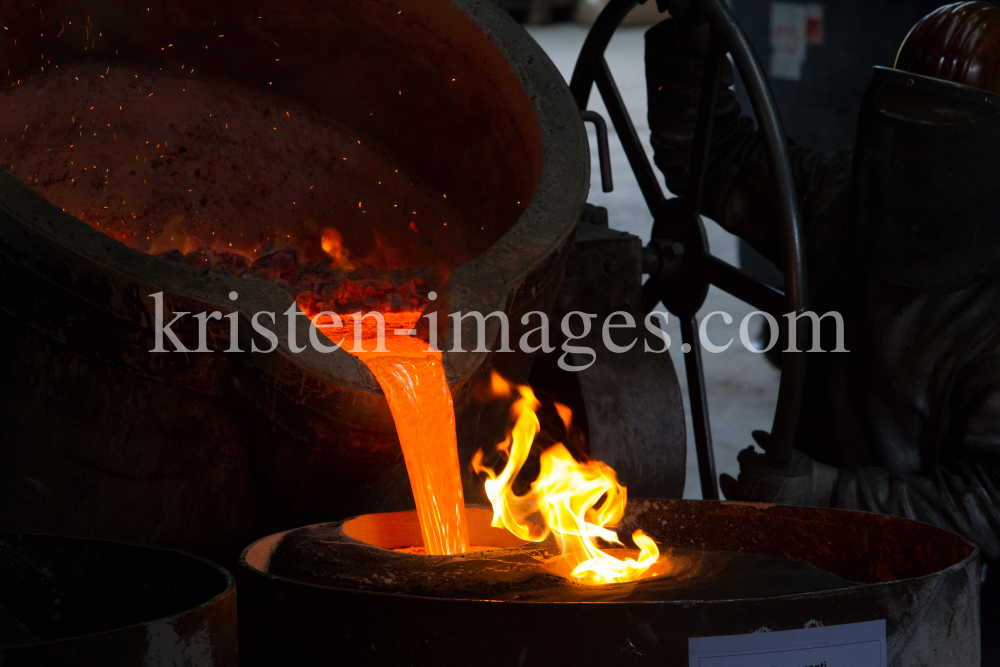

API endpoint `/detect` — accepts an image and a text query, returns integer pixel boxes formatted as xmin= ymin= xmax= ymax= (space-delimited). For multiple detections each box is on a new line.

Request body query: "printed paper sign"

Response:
xmin=688 ymin=619 xmax=887 ymax=667
xmin=770 ymin=1 xmax=807 ymax=81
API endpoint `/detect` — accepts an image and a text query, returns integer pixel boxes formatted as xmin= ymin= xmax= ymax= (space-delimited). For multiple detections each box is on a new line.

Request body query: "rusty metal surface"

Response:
xmin=238 ymin=500 xmax=980 ymax=666
xmin=0 ymin=533 xmax=237 ymax=667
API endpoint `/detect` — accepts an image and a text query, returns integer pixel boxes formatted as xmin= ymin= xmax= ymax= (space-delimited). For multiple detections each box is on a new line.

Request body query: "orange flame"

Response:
xmin=320 ymin=226 xmax=354 ymax=269
xmin=473 ymin=372 xmax=661 ymax=585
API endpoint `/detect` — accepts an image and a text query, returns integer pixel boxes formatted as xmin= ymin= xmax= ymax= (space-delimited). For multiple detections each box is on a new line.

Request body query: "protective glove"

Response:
xmin=646 ymin=4 xmax=711 ymax=58
xmin=719 ymin=431 xmax=839 ymax=507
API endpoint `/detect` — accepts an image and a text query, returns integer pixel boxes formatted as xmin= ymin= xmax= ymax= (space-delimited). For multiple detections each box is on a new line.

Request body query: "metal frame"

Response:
xmin=569 ymin=0 xmax=808 ymax=499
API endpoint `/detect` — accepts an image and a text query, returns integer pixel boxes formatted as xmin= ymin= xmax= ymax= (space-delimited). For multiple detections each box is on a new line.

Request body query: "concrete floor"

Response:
xmin=526 ymin=24 xmax=782 ymax=499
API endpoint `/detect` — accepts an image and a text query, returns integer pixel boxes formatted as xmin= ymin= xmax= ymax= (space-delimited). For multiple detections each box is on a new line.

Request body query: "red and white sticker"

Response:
xmin=770 ymin=2 xmax=825 ymax=81
xmin=806 ymin=4 xmax=825 ymax=45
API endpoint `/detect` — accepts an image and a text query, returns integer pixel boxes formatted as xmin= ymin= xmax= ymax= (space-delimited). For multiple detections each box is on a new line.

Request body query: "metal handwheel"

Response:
xmin=569 ymin=0 xmax=808 ymax=500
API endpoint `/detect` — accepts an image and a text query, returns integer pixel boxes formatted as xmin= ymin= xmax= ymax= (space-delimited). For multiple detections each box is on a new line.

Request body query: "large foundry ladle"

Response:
xmin=570 ymin=0 xmax=808 ymax=499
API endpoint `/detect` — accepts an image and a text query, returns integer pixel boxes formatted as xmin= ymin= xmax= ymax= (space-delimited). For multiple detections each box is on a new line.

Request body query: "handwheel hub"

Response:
xmin=643 ymin=198 xmax=711 ymax=315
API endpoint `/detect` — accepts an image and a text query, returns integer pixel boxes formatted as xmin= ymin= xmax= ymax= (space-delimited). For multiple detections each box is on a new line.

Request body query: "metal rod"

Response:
xmin=695 ymin=0 xmax=808 ymax=467
xmin=686 ymin=24 xmax=726 ymax=212
xmin=569 ymin=0 xmax=641 ymax=108
xmin=580 ymin=110 xmax=614 ymax=193
xmin=680 ymin=314 xmax=719 ymax=500
xmin=594 ymin=59 xmax=666 ymax=213
xmin=705 ymin=255 xmax=785 ymax=316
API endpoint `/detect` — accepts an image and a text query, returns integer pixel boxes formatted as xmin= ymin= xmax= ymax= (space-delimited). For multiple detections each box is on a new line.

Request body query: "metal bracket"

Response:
xmin=580 ymin=110 xmax=614 ymax=193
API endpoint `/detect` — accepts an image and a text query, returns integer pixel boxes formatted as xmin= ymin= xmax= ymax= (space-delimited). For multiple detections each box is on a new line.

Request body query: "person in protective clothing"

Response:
xmin=646 ymin=0 xmax=1000 ymax=634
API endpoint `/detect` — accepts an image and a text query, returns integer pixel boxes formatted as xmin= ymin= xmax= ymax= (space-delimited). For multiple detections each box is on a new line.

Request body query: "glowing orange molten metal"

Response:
xmin=307 ymin=303 xmax=663 ymax=580
xmin=309 ymin=310 xmax=469 ymax=556
xmin=355 ymin=341 xmax=470 ymax=556
xmin=473 ymin=372 xmax=661 ymax=585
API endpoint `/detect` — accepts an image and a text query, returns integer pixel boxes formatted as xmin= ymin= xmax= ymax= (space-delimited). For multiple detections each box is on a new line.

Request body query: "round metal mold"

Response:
xmin=0 ymin=533 xmax=237 ymax=667
xmin=237 ymin=499 xmax=980 ymax=666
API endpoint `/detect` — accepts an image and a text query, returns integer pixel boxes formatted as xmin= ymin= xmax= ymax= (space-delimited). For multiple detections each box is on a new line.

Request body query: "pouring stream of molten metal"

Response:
xmin=353 ymin=338 xmax=471 ymax=555
xmin=307 ymin=242 xmax=659 ymax=579
xmin=310 ymin=300 xmax=470 ymax=556
xmin=316 ymin=311 xmax=661 ymax=580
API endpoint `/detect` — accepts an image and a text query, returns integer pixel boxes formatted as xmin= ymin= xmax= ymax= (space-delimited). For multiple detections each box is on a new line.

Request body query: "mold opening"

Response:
xmin=342 ymin=507 xmax=529 ymax=552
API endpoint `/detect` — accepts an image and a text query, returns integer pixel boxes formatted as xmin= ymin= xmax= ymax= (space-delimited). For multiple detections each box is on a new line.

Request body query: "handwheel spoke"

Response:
xmin=569 ymin=0 xmax=640 ymax=108
xmin=694 ymin=0 xmax=809 ymax=468
xmin=593 ymin=58 xmax=667 ymax=215
xmin=686 ymin=25 xmax=726 ymax=212
xmin=642 ymin=277 xmax=665 ymax=313
xmin=705 ymin=255 xmax=785 ymax=316
xmin=680 ymin=314 xmax=719 ymax=500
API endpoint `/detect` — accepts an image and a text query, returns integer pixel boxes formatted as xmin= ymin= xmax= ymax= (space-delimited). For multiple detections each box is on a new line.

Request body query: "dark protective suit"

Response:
xmin=645 ymin=19 xmax=1000 ymax=564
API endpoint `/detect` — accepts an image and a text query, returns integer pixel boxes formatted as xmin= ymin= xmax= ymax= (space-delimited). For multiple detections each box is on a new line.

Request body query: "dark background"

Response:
xmin=730 ymin=0 xmax=948 ymax=151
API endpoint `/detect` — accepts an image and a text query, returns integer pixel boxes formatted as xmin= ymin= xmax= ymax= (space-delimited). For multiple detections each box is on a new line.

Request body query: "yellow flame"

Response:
xmin=473 ymin=372 xmax=660 ymax=585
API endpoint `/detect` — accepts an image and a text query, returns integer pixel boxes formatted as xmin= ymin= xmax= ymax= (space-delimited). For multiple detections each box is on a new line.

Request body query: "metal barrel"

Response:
xmin=0 ymin=533 xmax=237 ymax=667
xmin=238 ymin=500 xmax=979 ymax=667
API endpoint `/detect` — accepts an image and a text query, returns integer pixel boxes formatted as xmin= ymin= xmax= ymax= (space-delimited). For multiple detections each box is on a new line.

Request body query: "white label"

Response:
xmin=688 ymin=619 xmax=887 ymax=667
xmin=770 ymin=1 xmax=807 ymax=81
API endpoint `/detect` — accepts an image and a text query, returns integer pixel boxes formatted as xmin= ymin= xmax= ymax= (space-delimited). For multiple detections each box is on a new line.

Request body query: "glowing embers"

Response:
xmin=473 ymin=372 xmax=673 ymax=585
xmin=320 ymin=227 xmax=353 ymax=270
xmin=1 ymin=61 xmax=468 ymax=317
